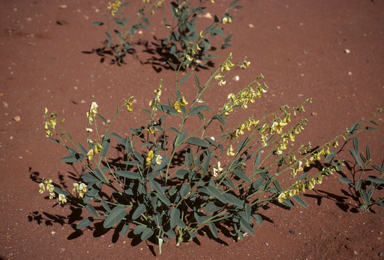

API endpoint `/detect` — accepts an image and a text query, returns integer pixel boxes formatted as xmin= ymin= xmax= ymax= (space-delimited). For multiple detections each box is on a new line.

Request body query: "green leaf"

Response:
xmin=273 ymin=180 xmax=283 ymax=192
xmin=378 ymin=200 xmax=384 ymax=211
xmin=370 ymin=120 xmax=380 ymax=126
xmin=86 ymin=204 xmax=99 ymax=218
xmin=353 ymin=138 xmax=359 ymax=154
xmin=121 ymin=223 xmax=130 ymax=237
xmin=103 ymin=206 xmax=126 ymax=229
xmin=91 ymin=21 xmax=103 ymax=26
xmin=210 ymin=27 xmax=226 ymax=38
xmin=132 ymin=204 xmax=146 ymax=220
xmin=233 ymin=170 xmax=251 ymax=184
xmin=193 ymin=73 xmax=201 ymax=89
xmin=101 ymin=200 xmax=111 ymax=212
xmin=176 ymin=169 xmax=189 ymax=179
xmin=240 ymin=218 xmax=255 ymax=236
xmin=179 ymin=73 xmax=191 ymax=85
xmin=237 ymin=137 xmax=249 ymax=153
xmin=361 ymin=189 xmax=370 ymax=205
xmin=97 ymin=113 xmax=107 ymax=124
xmin=188 ymin=106 xmax=206 ymax=116
xmin=167 ymin=60 xmax=176 ymax=71
xmin=373 ymin=164 xmax=384 ymax=173
xmin=356 ymin=179 xmax=362 ymax=191
xmin=100 ymin=133 xmax=110 ymax=156
xmin=77 ymin=142 xmax=88 ymax=156
xmin=77 ymin=217 xmax=93 ymax=229
xmin=350 ymin=149 xmax=363 ymax=169
xmin=180 ymin=184 xmax=190 ymax=198
xmin=298 ymin=172 xmax=308 ymax=181
xmin=141 ymin=228 xmax=154 ymax=240
xmin=170 ymin=208 xmax=180 ymax=229
xmin=213 ymin=115 xmax=227 ymax=126
xmin=205 ymin=137 xmax=218 ymax=148
xmin=116 ymin=171 xmax=140 ymax=179
xmin=292 ymin=195 xmax=308 ymax=209
xmin=254 ymin=151 xmax=261 ymax=166
xmin=61 ymin=153 xmax=84 ymax=163
xmin=206 ymin=186 xmax=227 ymax=204
xmin=339 ymin=177 xmax=353 ymax=185
xmin=229 ymin=0 xmax=239 ymax=8
xmin=251 ymin=177 xmax=264 ymax=191
xmin=209 ymin=222 xmax=219 ymax=238
xmin=170 ymin=127 xmax=181 ymax=135
xmin=348 ymin=120 xmax=360 ymax=135
xmin=53 ymin=187 xmax=70 ymax=197
xmin=253 ymin=214 xmax=263 ymax=227
xmin=133 ymin=225 xmax=146 ymax=235
xmin=205 ymin=202 xmax=222 ymax=213
xmin=186 ymin=137 xmax=210 ymax=148
xmin=324 ymin=150 xmax=337 ymax=163
xmin=142 ymin=16 xmax=151 ymax=26
xmin=234 ymin=5 xmax=245 ymax=9
xmin=366 ymin=143 xmax=370 ymax=160
xmin=49 ymin=137 xmax=60 ymax=143
xmin=367 ymin=176 xmax=384 ymax=184
xmin=223 ymin=193 xmax=243 ymax=208
xmin=155 ymin=192 xmax=171 ymax=206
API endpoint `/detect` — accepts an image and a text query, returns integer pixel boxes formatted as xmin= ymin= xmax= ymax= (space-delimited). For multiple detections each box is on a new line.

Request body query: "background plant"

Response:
xmin=91 ymin=0 xmax=162 ymax=65
xmin=160 ymin=0 xmax=243 ymax=69
xmin=91 ymin=0 xmax=243 ymax=68
xmin=40 ymin=53 xmax=382 ymax=254
xmin=335 ymin=117 xmax=384 ymax=212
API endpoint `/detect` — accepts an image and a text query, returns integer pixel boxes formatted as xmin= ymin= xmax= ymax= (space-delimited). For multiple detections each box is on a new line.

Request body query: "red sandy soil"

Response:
xmin=1 ymin=0 xmax=384 ymax=259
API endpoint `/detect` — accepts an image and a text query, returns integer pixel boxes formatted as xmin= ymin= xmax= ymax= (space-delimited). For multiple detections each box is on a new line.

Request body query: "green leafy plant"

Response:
xmin=40 ymin=53 xmax=382 ymax=254
xmin=336 ymin=117 xmax=384 ymax=212
xmin=160 ymin=0 xmax=243 ymax=69
xmin=91 ymin=0 xmax=243 ymax=68
xmin=91 ymin=0 xmax=161 ymax=65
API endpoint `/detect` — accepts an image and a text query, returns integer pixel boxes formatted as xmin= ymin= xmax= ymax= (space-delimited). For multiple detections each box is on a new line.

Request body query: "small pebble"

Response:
xmin=379 ymin=252 xmax=383 ymax=257
xmin=59 ymin=5 xmax=67 ymax=9
xmin=249 ymin=24 xmax=254 ymax=28
xmin=348 ymin=72 xmax=352 ymax=76
xmin=345 ymin=49 xmax=350 ymax=54
xmin=234 ymin=75 xmax=240 ymax=81
xmin=289 ymin=230 xmax=295 ymax=234
xmin=13 ymin=116 xmax=20 ymax=122
xmin=277 ymin=26 xmax=281 ymax=30
xmin=311 ymin=112 xmax=317 ymax=116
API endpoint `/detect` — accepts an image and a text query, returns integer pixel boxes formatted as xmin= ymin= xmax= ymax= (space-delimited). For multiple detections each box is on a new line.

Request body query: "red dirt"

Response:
xmin=1 ymin=0 xmax=384 ymax=259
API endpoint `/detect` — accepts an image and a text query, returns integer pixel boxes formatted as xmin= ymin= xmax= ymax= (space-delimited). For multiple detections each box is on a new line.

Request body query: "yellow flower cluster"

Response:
xmin=39 ymin=178 xmax=55 ymax=199
xmin=72 ymin=182 xmax=88 ymax=198
xmin=148 ymin=126 xmax=156 ymax=134
xmin=222 ymin=16 xmax=232 ymax=25
xmin=173 ymin=96 xmax=188 ymax=113
xmin=225 ymin=85 xmax=267 ymax=116
xmin=107 ymin=0 xmax=121 ymax=16
xmin=124 ymin=97 xmax=134 ymax=112
xmin=240 ymin=60 xmax=251 ymax=69
xmin=44 ymin=108 xmax=59 ymax=138
xmin=278 ymin=176 xmax=323 ymax=204
xmin=227 ymin=145 xmax=235 ymax=156
xmin=212 ymin=162 xmax=223 ymax=177
xmin=146 ymin=150 xmax=162 ymax=166
xmin=231 ymin=118 xmax=260 ymax=139
xmin=87 ymin=143 xmax=103 ymax=161
xmin=149 ymin=83 xmax=162 ymax=111
xmin=221 ymin=60 xmax=235 ymax=72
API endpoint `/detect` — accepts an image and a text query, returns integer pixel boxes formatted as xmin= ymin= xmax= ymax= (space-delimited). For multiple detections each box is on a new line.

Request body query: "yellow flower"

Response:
xmin=73 ymin=182 xmax=88 ymax=198
xmin=270 ymin=122 xmax=279 ymax=134
xmin=155 ymin=154 xmax=162 ymax=165
xmin=86 ymin=112 xmax=94 ymax=125
xmin=317 ymin=176 xmax=323 ymax=185
xmin=94 ymin=143 xmax=103 ymax=155
xmin=180 ymin=96 xmax=188 ymax=106
xmin=86 ymin=128 xmax=93 ymax=132
xmin=222 ymin=17 xmax=228 ymax=24
xmin=305 ymin=160 xmax=310 ymax=167
xmin=39 ymin=183 xmax=45 ymax=194
xmin=185 ymin=54 xmax=193 ymax=62
xmin=212 ymin=162 xmax=223 ymax=177
xmin=307 ymin=181 xmax=315 ymax=190
xmin=227 ymin=145 xmax=235 ymax=156
xmin=90 ymin=102 xmax=98 ymax=116
xmin=58 ymin=194 xmax=67 ymax=204
xmin=174 ymin=101 xmax=182 ymax=113
xmin=289 ymin=133 xmax=295 ymax=142
xmin=146 ymin=150 xmax=154 ymax=165
xmin=239 ymin=60 xmax=251 ymax=69
xmin=87 ymin=149 xmax=94 ymax=161
xmin=49 ymin=119 xmax=56 ymax=129
xmin=148 ymin=126 xmax=156 ymax=134
xmin=125 ymin=99 xmax=133 ymax=112
xmin=333 ymin=141 xmax=339 ymax=148
xmin=219 ymin=80 xmax=226 ymax=86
